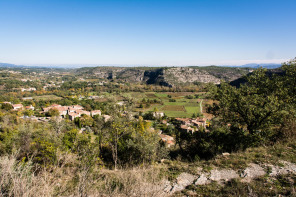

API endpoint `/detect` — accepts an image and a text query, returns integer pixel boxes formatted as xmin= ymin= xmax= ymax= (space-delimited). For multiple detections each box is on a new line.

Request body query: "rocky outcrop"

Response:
xmin=92 ymin=67 xmax=145 ymax=82
xmin=195 ymin=173 xmax=210 ymax=185
xmin=77 ymin=66 xmax=250 ymax=86
xmin=163 ymin=67 xmax=221 ymax=85
xmin=170 ymin=173 xmax=197 ymax=193
xmin=209 ymin=169 xmax=239 ymax=182
xmin=240 ymin=163 xmax=266 ymax=183
xmin=164 ymin=161 xmax=296 ymax=195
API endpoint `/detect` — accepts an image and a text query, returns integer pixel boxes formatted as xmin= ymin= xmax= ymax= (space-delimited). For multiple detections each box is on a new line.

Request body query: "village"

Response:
xmin=1 ymin=100 xmax=208 ymax=148
xmin=2 ymin=102 xmax=106 ymax=121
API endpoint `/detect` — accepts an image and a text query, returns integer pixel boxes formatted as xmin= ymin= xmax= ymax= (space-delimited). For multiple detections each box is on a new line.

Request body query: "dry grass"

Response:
xmin=0 ymin=154 xmax=55 ymax=197
xmin=96 ymin=167 xmax=168 ymax=197
xmin=0 ymin=153 xmax=169 ymax=197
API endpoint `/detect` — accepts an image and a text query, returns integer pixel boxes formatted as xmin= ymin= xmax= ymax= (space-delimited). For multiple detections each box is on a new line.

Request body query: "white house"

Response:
xmin=12 ymin=104 xmax=24 ymax=111
xmin=153 ymin=112 xmax=164 ymax=118
xmin=91 ymin=110 xmax=101 ymax=116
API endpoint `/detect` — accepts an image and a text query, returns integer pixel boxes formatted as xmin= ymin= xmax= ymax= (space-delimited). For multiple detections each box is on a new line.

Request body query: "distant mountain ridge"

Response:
xmin=227 ymin=63 xmax=282 ymax=69
xmin=0 ymin=62 xmax=283 ymax=86
xmin=0 ymin=63 xmax=25 ymax=68
xmin=0 ymin=62 xmax=282 ymax=69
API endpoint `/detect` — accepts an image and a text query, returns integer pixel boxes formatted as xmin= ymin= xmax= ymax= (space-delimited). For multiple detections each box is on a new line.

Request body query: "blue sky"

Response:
xmin=0 ymin=0 xmax=295 ymax=66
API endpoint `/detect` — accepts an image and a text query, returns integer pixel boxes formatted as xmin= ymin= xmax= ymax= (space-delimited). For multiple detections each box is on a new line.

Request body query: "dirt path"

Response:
xmin=200 ymin=99 xmax=203 ymax=114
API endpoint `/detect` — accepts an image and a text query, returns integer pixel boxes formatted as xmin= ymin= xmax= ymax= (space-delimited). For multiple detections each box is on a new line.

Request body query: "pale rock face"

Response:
xmin=93 ymin=68 xmax=145 ymax=82
xmin=87 ymin=67 xmax=248 ymax=86
xmin=164 ymin=67 xmax=221 ymax=84
xmin=169 ymin=173 xmax=197 ymax=193
xmin=163 ymin=161 xmax=296 ymax=195
xmin=209 ymin=169 xmax=239 ymax=182
xmin=268 ymin=161 xmax=296 ymax=176
xmin=195 ymin=173 xmax=210 ymax=185
xmin=240 ymin=163 xmax=266 ymax=183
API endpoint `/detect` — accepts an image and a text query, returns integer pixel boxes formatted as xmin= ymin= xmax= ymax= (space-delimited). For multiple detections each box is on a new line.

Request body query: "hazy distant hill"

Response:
xmin=0 ymin=63 xmax=24 ymax=68
xmin=229 ymin=63 xmax=282 ymax=69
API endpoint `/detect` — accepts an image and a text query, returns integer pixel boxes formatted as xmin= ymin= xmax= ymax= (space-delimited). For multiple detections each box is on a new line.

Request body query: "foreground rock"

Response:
xmin=169 ymin=173 xmax=197 ymax=193
xmin=164 ymin=161 xmax=296 ymax=195
xmin=209 ymin=169 xmax=239 ymax=182
xmin=240 ymin=163 xmax=266 ymax=183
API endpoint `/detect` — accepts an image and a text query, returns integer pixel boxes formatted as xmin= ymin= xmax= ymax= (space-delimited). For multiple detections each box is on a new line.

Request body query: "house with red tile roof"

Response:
xmin=68 ymin=112 xmax=80 ymax=121
xmin=12 ymin=104 xmax=23 ymax=111
xmin=71 ymin=105 xmax=84 ymax=110
xmin=159 ymin=134 xmax=175 ymax=147
xmin=25 ymin=105 xmax=35 ymax=110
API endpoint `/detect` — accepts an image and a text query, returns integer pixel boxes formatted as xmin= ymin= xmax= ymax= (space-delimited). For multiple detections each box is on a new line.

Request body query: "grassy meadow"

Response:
xmin=33 ymin=95 xmax=63 ymax=101
xmin=123 ymin=92 xmax=205 ymax=118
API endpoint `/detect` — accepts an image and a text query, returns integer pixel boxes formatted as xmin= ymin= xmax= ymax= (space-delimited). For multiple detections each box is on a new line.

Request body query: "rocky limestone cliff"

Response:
xmin=92 ymin=67 xmax=145 ymax=82
xmin=78 ymin=66 xmax=250 ymax=86
xmin=163 ymin=67 xmax=221 ymax=85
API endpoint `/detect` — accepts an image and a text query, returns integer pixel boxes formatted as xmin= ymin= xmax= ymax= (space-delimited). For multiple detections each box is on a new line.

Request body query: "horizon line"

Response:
xmin=0 ymin=58 xmax=290 ymax=68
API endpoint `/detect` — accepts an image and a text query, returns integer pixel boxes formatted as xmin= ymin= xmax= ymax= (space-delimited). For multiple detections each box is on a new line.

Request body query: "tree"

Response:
xmin=92 ymin=116 xmax=108 ymax=151
xmin=143 ymin=111 xmax=155 ymax=120
xmin=50 ymin=116 xmax=65 ymax=134
xmin=1 ymin=103 xmax=12 ymax=111
xmin=79 ymin=115 xmax=94 ymax=128
xmin=281 ymin=58 xmax=296 ymax=108
xmin=127 ymin=117 xmax=165 ymax=164
xmin=23 ymin=110 xmax=34 ymax=117
xmin=48 ymin=108 xmax=60 ymax=117
xmin=107 ymin=117 xmax=134 ymax=170
xmin=210 ymin=67 xmax=290 ymax=139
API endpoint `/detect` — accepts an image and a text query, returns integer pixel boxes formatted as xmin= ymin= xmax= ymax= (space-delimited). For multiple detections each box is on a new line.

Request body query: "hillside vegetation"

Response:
xmin=0 ymin=59 xmax=295 ymax=196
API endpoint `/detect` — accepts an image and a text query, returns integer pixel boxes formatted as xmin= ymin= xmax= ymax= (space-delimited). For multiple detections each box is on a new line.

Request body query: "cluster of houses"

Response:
xmin=2 ymin=102 xmax=34 ymax=111
xmin=159 ymin=134 xmax=175 ymax=148
xmin=1 ymin=102 xmax=106 ymax=121
xmin=157 ymin=117 xmax=207 ymax=147
xmin=21 ymin=87 xmax=36 ymax=92
xmin=42 ymin=104 xmax=102 ymax=121
xmin=153 ymin=111 xmax=165 ymax=118
xmin=43 ymin=81 xmax=63 ymax=90
xmin=175 ymin=117 xmax=208 ymax=133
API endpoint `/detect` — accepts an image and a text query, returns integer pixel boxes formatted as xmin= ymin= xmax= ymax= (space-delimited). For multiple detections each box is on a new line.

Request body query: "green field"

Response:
xmin=145 ymin=93 xmax=158 ymax=98
xmin=122 ymin=92 xmax=146 ymax=98
xmin=33 ymin=95 xmax=63 ymax=101
xmin=155 ymin=93 xmax=168 ymax=98
xmin=138 ymin=92 xmax=202 ymax=118
xmin=108 ymin=91 xmax=204 ymax=118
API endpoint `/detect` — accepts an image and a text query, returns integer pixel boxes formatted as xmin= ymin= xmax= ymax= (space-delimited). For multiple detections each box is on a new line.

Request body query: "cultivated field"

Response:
xmin=122 ymin=92 xmax=205 ymax=118
xmin=33 ymin=95 xmax=63 ymax=101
